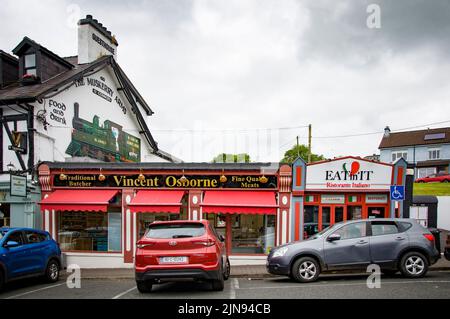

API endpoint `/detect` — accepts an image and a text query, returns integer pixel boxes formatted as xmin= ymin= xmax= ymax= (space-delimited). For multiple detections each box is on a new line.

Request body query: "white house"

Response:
xmin=0 ymin=15 xmax=179 ymax=229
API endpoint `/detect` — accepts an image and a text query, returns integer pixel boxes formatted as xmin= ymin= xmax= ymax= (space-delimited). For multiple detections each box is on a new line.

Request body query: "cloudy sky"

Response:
xmin=1 ymin=0 xmax=449 ymax=162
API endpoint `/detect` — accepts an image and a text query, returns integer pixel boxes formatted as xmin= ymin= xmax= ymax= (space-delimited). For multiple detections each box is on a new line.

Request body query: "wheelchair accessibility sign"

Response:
xmin=390 ymin=186 xmax=405 ymax=201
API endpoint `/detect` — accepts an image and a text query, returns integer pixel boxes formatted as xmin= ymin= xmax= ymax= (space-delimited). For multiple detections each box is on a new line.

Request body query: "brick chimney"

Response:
xmin=77 ymin=15 xmax=118 ymax=64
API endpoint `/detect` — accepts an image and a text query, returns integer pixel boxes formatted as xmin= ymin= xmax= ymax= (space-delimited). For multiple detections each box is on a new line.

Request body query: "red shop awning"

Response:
xmin=128 ymin=190 xmax=184 ymax=213
xmin=201 ymin=191 xmax=277 ymax=215
xmin=39 ymin=190 xmax=119 ymax=212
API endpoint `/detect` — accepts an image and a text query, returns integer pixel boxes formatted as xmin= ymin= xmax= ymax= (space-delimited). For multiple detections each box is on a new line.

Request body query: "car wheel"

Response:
xmin=136 ymin=281 xmax=153 ymax=293
xmin=400 ymin=252 xmax=428 ymax=278
xmin=223 ymin=258 xmax=231 ymax=281
xmin=211 ymin=263 xmax=225 ymax=291
xmin=45 ymin=260 xmax=60 ymax=283
xmin=292 ymin=257 xmax=320 ymax=283
xmin=443 ymin=180 xmax=449 ymax=183
xmin=211 ymin=277 xmax=225 ymax=291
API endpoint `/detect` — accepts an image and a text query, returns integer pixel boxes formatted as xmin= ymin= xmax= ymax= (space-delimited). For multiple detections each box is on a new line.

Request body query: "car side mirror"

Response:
xmin=327 ymin=234 xmax=341 ymax=242
xmin=219 ymin=235 xmax=225 ymax=242
xmin=4 ymin=241 xmax=20 ymax=248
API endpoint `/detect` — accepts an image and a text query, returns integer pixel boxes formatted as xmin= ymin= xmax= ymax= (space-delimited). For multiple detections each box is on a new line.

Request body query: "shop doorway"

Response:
xmin=368 ymin=207 xmax=385 ymax=219
xmin=304 ymin=206 xmax=319 ymax=239
xmin=0 ymin=203 xmax=10 ymax=227
xmin=204 ymin=213 xmax=276 ymax=255
xmin=334 ymin=206 xmax=345 ymax=223
xmin=347 ymin=206 xmax=362 ymax=220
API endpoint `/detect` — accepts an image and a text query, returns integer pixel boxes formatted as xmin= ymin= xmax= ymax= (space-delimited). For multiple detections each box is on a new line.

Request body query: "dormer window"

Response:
xmin=24 ymin=53 xmax=36 ymax=76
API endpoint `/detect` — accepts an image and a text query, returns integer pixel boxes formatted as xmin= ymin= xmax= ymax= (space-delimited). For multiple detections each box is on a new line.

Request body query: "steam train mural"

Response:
xmin=65 ymin=103 xmax=141 ymax=162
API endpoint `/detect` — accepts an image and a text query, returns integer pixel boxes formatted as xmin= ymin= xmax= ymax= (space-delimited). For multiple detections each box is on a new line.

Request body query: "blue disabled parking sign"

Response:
xmin=390 ymin=185 xmax=405 ymax=201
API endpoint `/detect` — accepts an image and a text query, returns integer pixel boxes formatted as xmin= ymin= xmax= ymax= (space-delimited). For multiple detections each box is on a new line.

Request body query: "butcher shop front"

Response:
xmin=37 ymin=162 xmax=293 ymax=268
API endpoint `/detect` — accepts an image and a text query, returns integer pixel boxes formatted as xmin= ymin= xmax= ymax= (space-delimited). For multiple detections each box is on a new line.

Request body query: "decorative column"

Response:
xmin=188 ymin=190 xmax=202 ymax=221
xmin=38 ymin=164 xmax=53 ymax=238
xmin=291 ymin=157 xmax=307 ymax=241
xmin=277 ymin=165 xmax=292 ymax=245
xmin=122 ymin=189 xmax=135 ymax=264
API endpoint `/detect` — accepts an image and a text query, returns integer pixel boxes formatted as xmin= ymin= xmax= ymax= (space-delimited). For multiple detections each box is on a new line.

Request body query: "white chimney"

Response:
xmin=77 ymin=15 xmax=118 ymax=64
xmin=384 ymin=126 xmax=391 ymax=137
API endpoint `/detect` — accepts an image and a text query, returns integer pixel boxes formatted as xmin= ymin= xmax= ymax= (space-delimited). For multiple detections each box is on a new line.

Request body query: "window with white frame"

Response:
xmin=391 ymin=150 xmax=408 ymax=162
xmin=417 ymin=167 xmax=437 ymax=178
xmin=428 ymin=148 xmax=441 ymax=160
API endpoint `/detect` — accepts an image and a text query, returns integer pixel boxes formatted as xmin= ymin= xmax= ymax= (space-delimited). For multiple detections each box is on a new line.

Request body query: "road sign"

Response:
xmin=390 ymin=185 xmax=405 ymax=201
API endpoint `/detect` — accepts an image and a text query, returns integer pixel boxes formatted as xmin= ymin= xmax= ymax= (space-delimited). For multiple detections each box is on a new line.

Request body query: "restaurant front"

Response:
xmin=38 ymin=162 xmax=293 ymax=268
xmin=291 ymin=156 xmax=408 ymax=241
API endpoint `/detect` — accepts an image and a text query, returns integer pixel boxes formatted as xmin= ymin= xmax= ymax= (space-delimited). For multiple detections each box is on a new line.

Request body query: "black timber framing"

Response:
xmin=0 ymin=106 xmax=34 ymax=173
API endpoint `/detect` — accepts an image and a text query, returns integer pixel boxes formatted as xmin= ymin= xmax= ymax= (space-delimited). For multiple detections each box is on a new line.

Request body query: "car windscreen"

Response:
xmin=146 ymin=223 xmax=205 ymax=239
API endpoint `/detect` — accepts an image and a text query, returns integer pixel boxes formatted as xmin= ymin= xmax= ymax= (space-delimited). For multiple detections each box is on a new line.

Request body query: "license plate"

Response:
xmin=159 ymin=256 xmax=188 ymax=264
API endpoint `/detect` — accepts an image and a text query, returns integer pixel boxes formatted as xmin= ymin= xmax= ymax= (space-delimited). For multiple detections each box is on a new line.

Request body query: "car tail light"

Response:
xmin=423 ymin=234 xmax=435 ymax=242
xmin=193 ymin=239 xmax=216 ymax=247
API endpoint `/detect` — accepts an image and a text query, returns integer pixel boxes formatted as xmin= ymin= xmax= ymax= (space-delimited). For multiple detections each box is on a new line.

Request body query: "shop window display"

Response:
xmin=347 ymin=206 xmax=362 ymax=220
xmin=231 ymin=214 xmax=275 ymax=254
xmin=304 ymin=206 xmax=319 ymax=238
xmin=58 ymin=210 xmax=121 ymax=252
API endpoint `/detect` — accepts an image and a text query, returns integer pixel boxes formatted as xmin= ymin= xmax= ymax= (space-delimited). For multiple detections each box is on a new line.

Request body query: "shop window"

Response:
xmin=347 ymin=206 xmax=362 ymax=220
xmin=231 ymin=214 xmax=275 ymax=254
xmin=58 ymin=210 xmax=122 ymax=252
xmin=368 ymin=207 xmax=385 ymax=219
xmin=138 ymin=213 xmax=182 ymax=239
xmin=304 ymin=206 xmax=319 ymax=238
xmin=332 ymin=222 xmax=366 ymax=240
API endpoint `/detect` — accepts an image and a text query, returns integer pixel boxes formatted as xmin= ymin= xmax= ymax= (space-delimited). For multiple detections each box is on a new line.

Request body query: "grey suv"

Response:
xmin=267 ymin=218 xmax=440 ymax=282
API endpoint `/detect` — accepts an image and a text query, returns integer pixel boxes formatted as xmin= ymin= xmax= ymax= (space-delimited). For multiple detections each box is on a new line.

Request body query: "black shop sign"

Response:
xmin=53 ymin=174 xmax=278 ymax=189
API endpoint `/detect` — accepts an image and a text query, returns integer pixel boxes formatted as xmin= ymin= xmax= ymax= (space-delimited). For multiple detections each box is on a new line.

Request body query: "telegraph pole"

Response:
xmin=308 ymin=124 xmax=312 ymax=163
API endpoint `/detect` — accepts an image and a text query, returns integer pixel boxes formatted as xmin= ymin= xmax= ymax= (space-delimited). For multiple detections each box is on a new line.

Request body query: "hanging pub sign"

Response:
xmin=8 ymin=131 xmax=28 ymax=154
xmin=53 ymin=174 xmax=278 ymax=189
xmin=10 ymin=174 xmax=27 ymax=197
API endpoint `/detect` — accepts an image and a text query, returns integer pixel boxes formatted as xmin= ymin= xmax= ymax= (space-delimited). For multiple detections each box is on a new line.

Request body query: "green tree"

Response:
xmin=281 ymin=144 xmax=325 ymax=164
xmin=212 ymin=153 xmax=251 ymax=163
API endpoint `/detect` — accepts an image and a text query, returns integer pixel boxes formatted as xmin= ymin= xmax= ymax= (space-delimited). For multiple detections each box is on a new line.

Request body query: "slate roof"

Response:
xmin=379 ymin=127 xmax=450 ymax=149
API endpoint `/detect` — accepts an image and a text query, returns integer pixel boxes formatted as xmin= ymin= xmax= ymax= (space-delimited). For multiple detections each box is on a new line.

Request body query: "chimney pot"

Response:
xmin=384 ymin=126 xmax=391 ymax=137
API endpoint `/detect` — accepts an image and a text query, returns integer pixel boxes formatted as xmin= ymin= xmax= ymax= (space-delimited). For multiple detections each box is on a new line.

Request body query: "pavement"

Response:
xmin=58 ymin=256 xmax=450 ymax=280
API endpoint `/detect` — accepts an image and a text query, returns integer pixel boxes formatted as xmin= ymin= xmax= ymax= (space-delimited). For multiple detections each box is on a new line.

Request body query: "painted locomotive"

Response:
xmin=65 ymin=103 xmax=141 ymax=162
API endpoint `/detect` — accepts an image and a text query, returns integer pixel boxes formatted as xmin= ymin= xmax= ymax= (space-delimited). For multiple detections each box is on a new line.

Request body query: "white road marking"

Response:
xmin=229 ymin=278 xmax=239 ymax=299
xmin=238 ymin=280 xmax=450 ymax=290
xmin=112 ymin=286 xmax=137 ymax=299
xmin=4 ymin=283 xmax=65 ymax=299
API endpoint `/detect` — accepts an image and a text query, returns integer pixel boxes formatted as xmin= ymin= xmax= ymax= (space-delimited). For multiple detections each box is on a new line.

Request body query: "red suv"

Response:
xmin=135 ymin=220 xmax=230 ymax=293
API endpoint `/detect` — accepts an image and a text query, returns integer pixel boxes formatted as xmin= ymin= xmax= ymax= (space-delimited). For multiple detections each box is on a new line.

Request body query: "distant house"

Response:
xmin=364 ymin=154 xmax=380 ymax=162
xmin=378 ymin=126 xmax=450 ymax=178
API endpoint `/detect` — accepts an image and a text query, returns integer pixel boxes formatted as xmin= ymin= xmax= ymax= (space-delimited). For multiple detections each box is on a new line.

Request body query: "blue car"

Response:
xmin=0 ymin=227 xmax=61 ymax=290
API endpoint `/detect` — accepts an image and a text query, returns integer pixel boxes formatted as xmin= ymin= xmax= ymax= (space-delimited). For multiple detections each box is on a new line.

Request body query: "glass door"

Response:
xmin=320 ymin=206 xmax=331 ymax=231
xmin=334 ymin=206 xmax=344 ymax=223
